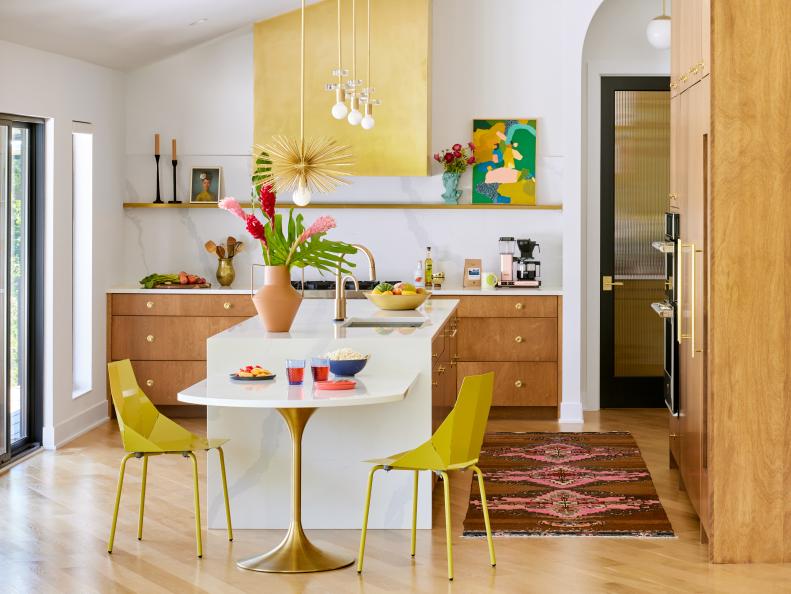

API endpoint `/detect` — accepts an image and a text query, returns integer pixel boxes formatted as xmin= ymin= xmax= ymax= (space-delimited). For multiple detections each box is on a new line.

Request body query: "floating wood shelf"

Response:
xmin=122 ymin=202 xmax=563 ymax=210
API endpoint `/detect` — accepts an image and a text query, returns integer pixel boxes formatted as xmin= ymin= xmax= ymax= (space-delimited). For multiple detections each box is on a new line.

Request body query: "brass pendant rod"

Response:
xmin=351 ymin=0 xmax=356 ymax=86
xmin=366 ymin=0 xmax=371 ymax=86
xmin=662 ymin=0 xmax=666 ymax=16
xmin=300 ymin=0 xmax=305 ymax=146
xmin=337 ymin=0 xmax=342 ymax=85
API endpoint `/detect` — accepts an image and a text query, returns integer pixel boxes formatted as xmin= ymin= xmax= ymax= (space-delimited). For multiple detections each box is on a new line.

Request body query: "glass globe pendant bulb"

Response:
xmin=646 ymin=16 xmax=671 ymax=50
xmin=348 ymin=109 xmax=362 ymax=126
xmin=331 ymin=101 xmax=348 ymax=119
xmin=360 ymin=103 xmax=375 ymax=130
xmin=293 ymin=179 xmax=312 ymax=206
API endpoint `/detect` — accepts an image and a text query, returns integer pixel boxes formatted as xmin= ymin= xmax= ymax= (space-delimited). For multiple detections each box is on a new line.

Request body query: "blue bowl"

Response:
xmin=329 ymin=358 xmax=368 ymax=377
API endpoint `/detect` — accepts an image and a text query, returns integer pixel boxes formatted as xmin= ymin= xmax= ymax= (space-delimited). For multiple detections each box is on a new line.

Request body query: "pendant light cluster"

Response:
xmin=646 ymin=0 xmax=671 ymax=50
xmin=259 ymin=0 xmax=353 ymax=206
xmin=325 ymin=0 xmax=381 ymax=130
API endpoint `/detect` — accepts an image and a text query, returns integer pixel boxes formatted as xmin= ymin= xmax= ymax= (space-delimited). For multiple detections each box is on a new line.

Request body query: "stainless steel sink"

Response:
xmin=343 ymin=320 xmax=426 ymax=328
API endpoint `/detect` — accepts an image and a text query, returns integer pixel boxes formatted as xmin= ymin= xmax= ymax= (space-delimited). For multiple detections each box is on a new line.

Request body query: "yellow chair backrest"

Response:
xmin=107 ymin=359 xmax=193 ymax=452
xmin=431 ymin=372 xmax=494 ymax=467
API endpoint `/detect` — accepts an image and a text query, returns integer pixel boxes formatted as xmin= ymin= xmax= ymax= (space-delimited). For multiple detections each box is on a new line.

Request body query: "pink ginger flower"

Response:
xmin=298 ymin=215 xmax=336 ymax=244
xmin=258 ymin=184 xmax=276 ymax=222
xmin=219 ymin=197 xmax=247 ymax=222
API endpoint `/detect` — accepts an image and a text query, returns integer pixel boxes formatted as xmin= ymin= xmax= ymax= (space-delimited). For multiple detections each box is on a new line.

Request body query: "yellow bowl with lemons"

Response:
xmin=364 ymin=282 xmax=431 ymax=311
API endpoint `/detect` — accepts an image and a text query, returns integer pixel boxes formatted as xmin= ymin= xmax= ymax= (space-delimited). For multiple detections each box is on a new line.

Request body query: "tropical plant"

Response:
xmin=220 ymin=156 xmax=357 ymax=275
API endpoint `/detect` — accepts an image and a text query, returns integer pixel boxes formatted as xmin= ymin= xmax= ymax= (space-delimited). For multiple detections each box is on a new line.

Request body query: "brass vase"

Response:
xmin=252 ymin=265 xmax=302 ymax=332
xmin=216 ymin=258 xmax=236 ymax=287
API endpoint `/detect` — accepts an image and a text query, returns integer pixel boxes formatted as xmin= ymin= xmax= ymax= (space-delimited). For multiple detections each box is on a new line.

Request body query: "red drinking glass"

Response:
xmin=286 ymin=359 xmax=305 ymax=385
xmin=311 ymin=358 xmax=330 ymax=382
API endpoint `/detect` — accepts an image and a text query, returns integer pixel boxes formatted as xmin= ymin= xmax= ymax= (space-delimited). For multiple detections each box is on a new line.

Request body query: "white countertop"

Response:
xmin=107 ymin=285 xmax=562 ymax=296
xmin=179 ymin=372 xmax=417 ymax=409
xmin=210 ymin=298 xmax=458 ymax=341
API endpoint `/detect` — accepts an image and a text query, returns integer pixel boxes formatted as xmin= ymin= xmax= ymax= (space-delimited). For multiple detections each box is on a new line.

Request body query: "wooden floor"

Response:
xmin=1 ymin=409 xmax=789 ymax=593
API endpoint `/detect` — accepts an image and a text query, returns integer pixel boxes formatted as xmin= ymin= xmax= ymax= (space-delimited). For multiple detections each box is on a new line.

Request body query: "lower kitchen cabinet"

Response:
xmin=107 ymin=292 xmax=255 ymax=415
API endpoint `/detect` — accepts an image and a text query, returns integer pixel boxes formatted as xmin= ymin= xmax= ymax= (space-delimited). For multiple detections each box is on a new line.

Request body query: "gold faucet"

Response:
xmin=350 ymin=243 xmax=376 ymax=280
xmin=334 ymin=244 xmax=376 ymax=322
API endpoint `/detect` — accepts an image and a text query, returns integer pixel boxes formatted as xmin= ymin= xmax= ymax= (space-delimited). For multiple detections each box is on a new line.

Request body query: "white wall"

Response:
xmin=582 ymin=0 xmax=670 ymax=410
xmin=122 ymin=1 xmax=619 ymax=421
xmin=0 ymin=40 xmax=125 ymax=447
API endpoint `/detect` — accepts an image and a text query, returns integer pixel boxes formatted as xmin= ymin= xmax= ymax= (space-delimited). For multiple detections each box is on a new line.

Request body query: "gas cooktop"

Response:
xmin=291 ymin=280 xmax=401 ymax=291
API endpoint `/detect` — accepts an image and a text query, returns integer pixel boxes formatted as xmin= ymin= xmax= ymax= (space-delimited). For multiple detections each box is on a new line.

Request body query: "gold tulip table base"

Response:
xmin=236 ymin=407 xmax=355 ymax=573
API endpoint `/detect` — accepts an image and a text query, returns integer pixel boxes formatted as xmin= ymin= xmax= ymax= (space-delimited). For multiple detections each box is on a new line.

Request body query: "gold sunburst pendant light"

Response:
xmin=260 ymin=0 xmax=353 ymax=206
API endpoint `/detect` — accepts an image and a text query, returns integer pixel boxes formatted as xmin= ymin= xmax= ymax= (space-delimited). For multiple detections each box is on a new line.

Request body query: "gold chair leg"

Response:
xmin=217 ymin=447 xmax=233 ymax=542
xmin=187 ymin=452 xmax=203 ymax=558
xmin=440 ymin=471 xmax=453 ymax=581
xmin=357 ymin=465 xmax=383 ymax=574
xmin=137 ymin=454 xmax=148 ymax=540
xmin=411 ymin=470 xmax=419 ymax=557
xmin=108 ymin=453 xmax=135 ymax=553
xmin=471 ymin=464 xmax=496 ymax=567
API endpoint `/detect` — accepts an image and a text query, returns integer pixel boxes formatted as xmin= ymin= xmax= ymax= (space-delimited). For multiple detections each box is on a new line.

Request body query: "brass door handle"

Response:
xmin=602 ymin=276 xmax=624 ymax=291
xmin=146 ymin=335 xmax=155 ymax=343
xmin=146 ymin=379 xmax=154 ymax=387
xmin=515 ymin=336 xmax=523 ymax=343
xmin=514 ymin=302 xmax=523 ymax=311
xmin=223 ymin=302 xmax=232 ymax=310
xmin=146 ymin=301 xmax=154 ymax=309
xmin=514 ymin=380 xmax=524 ymax=388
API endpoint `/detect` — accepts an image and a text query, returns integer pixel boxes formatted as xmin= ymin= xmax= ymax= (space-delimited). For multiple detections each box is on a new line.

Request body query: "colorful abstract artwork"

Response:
xmin=472 ymin=119 xmax=537 ymax=204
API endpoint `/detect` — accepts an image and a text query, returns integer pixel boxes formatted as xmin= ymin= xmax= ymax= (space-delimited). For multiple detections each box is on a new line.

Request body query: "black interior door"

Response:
xmin=600 ymin=77 xmax=669 ymax=408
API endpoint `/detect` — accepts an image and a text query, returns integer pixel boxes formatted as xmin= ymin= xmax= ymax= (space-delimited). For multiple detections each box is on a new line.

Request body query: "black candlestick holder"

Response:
xmin=169 ymin=159 xmax=181 ymax=203
xmin=153 ymin=154 xmax=163 ymax=203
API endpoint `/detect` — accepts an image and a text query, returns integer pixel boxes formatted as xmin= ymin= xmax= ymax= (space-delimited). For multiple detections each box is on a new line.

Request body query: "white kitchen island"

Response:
xmin=179 ymin=298 xmax=459 ymax=543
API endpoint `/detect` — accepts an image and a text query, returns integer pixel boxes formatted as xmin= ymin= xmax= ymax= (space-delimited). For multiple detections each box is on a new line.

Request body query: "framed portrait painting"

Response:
xmin=472 ymin=119 xmax=537 ymax=204
xmin=190 ymin=167 xmax=222 ymax=204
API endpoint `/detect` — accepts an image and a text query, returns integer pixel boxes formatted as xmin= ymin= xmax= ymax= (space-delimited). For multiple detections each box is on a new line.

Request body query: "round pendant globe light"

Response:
xmin=646 ymin=0 xmax=671 ymax=50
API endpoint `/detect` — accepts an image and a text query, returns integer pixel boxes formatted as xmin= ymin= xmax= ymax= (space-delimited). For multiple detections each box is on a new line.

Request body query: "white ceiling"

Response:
xmin=0 ymin=0 xmax=314 ymax=70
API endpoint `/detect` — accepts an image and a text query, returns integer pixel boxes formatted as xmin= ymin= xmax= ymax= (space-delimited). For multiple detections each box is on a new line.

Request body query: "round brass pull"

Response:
xmin=432 ymin=353 xmax=439 ymax=359
xmin=514 ymin=380 xmax=524 ymax=388
xmin=432 ymin=381 xmax=439 ymax=387
xmin=515 ymin=336 xmax=523 ymax=343
xmin=146 ymin=301 xmax=154 ymax=309
xmin=438 ymin=366 xmax=446 ymax=374
xmin=146 ymin=379 xmax=154 ymax=387
xmin=514 ymin=302 xmax=523 ymax=311
xmin=146 ymin=335 xmax=155 ymax=343
xmin=223 ymin=302 xmax=232 ymax=310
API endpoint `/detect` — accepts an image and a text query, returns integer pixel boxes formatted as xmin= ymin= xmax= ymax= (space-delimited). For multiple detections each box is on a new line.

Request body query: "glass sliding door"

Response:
xmin=1 ymin=116 xmax=43 ymax=464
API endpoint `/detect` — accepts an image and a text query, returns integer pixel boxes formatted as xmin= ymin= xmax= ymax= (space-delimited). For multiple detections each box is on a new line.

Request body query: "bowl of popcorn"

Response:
xmin=325 ymin=348 xmax=369 ymax=377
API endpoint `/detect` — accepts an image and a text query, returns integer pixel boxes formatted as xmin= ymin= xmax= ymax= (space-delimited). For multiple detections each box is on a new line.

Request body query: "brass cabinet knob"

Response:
xmin=223 ymin=302 xmax=232 ymax=310
xmin=146 ymin=379 xmax=154 ymax=387
xmin=432 ymin=352 xmax=439 ymax=359
xmin=515 ymin=302 xmax=523 ymax=311
xmin=670 ymin=81 xmax=678 ymax=90
xmin=514 ymin=380 xmax=524 ymax=388
xmin=146 ymin=335 xmax=155 ymax=343
xmin=146 ymin=301 xmax=154 ymax=309
xmin=515 ymin=336 xmax=523 ymax=343
xmin=438 ymin=366 xmax=446 ymax=374
xmin=432 ymin=381 xmax=439 ymax=387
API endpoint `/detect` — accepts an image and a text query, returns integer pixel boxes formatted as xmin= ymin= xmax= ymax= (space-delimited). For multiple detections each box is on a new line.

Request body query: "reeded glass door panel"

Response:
xmin=613 ymin=90 xmax=668 ymax=378
xmin=10 ymin=126 xmax=29 ymax=444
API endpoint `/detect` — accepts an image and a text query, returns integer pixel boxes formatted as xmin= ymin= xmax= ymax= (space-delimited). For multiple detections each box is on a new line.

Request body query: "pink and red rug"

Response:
xmin=463 ymin=432 xmax=674 ymax=537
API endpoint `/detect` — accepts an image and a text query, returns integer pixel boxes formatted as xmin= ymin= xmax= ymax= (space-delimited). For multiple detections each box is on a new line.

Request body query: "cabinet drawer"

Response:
xmin=458 ymin=318 xmax=557 ymax=362
xmin=111 ymin=316 xmax=244 ymax=360
xmin=457 ymin=296 xmax=557 ymax=318
xmin=111 ymin=294 xmax=257 ymax=317
xmin=457 ymin=362 xmax=557 ymax=406
xmin=128 ymin=361 xmax=206 ymax=406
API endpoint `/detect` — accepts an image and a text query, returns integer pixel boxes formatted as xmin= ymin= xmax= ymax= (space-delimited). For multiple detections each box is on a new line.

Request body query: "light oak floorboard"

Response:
xmin=1 ymin=410 xmax=789 ymax=593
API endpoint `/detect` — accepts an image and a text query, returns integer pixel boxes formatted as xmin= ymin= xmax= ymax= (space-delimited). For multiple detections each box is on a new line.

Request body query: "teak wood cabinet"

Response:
xmin=107 ymin=293 xmax=256 ymax=414
xmin=435 ymin=295 xmax=561 ymax=417
xmin=670 ymin=0 xmax=791 ymax=563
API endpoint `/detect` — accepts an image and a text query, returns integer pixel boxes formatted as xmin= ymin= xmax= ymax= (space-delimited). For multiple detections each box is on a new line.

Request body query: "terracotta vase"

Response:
xmin=251 ymin=265 xmax=302 ymax=332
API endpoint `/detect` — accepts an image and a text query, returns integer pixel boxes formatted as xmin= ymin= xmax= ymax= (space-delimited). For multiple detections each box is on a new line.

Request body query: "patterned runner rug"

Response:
xmin=463 ymin=432 xmax=674 ymax=537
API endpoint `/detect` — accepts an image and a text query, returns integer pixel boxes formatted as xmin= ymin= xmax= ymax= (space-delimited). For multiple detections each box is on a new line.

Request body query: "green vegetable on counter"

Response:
xmin=139 ymin=273 xmax=180 ymax=289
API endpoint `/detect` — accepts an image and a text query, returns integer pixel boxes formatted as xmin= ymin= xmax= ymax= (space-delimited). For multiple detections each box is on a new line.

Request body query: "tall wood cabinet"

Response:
xmin=670 ymin=0 xmax=791 ymax=563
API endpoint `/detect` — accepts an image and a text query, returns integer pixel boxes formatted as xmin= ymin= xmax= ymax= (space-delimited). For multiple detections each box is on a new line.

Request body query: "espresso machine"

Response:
xmin=498 ymin=236 xmax=542 ymax=287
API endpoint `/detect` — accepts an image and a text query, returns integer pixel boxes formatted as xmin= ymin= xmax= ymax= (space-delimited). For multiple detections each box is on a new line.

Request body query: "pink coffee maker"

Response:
xmin=499 ymin=237 xmax=516 ymax=283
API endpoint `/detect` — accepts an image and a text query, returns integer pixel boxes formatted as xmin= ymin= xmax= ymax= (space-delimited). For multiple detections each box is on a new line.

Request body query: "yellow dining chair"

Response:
xmin=357 ymin=372 xmax=496 ymax=581
xmin=106 ymin=359 xmax=233 ymax=558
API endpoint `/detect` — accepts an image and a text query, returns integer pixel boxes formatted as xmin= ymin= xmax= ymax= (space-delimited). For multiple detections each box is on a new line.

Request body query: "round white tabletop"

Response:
xmin=178 ymin=372 xmax=417 ymax=409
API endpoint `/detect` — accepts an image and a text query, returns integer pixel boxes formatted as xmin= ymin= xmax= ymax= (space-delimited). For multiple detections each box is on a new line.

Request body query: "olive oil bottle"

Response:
xmin=424 ymin=247 xmax=433 ymax=289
